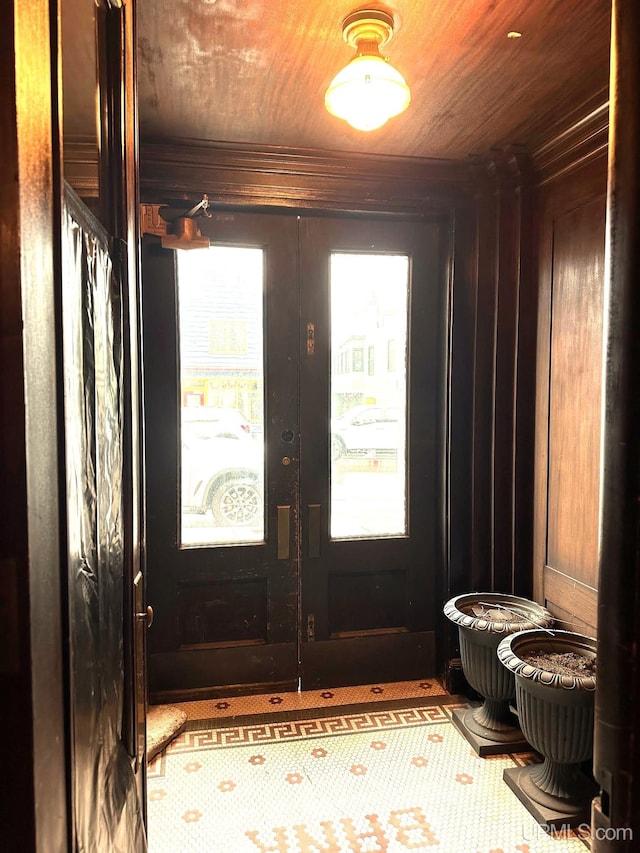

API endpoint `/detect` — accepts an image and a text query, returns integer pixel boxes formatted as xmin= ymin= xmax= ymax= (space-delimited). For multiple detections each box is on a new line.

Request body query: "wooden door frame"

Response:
xmin=297 ymin=214 xmax=450 ymax=688
xmin=1 ymin=2 xmax=68 ymax=849
xmin=0 ymin=0 xmax=143 ymax=849
xmin=592 ymin=1 xmax=640 ymax=844
xmin=142 ymin=213 xmax=301 ymax=702
xmin=139 ymin=157 xmax=473 ymax=688
xmin=97 ymin=0 xmax=147 ymax=784
xmin=142 ymin=208 xmax=452 ymax=698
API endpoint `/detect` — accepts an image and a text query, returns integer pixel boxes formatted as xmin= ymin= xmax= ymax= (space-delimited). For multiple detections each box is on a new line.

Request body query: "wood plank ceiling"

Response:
xmin=62 ymin=0 xmax=611 ymax=162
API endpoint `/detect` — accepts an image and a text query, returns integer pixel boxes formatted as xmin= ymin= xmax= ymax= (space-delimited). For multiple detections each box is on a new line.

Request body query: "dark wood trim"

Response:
xmin=492 ymin=154 xmax=521 ymax=595
xmin=531 ymin=198 xmax=554 ymax=608
xmin=301 ymin=631 xmax=436 ymax=690
xmin=531 ymin=88 xmax=609 ymax=186
xmin=446 ymin=198 xmax=477 ymax=596
xmin=496 ymin=151 xmax=537 ymax=601
xmin=150 ymin=644 xmax=298 ymax=699
xmin=63 ymin=135 xmax=100 ymax=198
xmin=0 ymin=2 xmax=68 ymax=851
xmin=466 ymin=151 xmax=536 ymax=602
xmin=151 ymin=680 xmax=299 ymax=705
xmin=100 ymin=0 xmax=146 ymax=797
xmin=441 ymin=199 xmax=476 ymax=679
xmin=140 ymin=138 xmax=472 ymax=214
xmin=512 ymin=155 xmax=537 ymax=601
xmin=433 ymin=212 xmax=456 ymax=679
xmin=542 ymin=566 xmax=597 ymax=631
xmin=470 ymin=166 xmax=498 ymax=594
xmin=592 ymin=1 xmax=640 ymax=846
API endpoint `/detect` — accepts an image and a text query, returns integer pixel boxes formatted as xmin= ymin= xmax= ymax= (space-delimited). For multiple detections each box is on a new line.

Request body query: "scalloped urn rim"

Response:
xmin=497 ymin=629 xmax=597 ymax=691
xmin=443 ymin=592 xmax=554 ymax=635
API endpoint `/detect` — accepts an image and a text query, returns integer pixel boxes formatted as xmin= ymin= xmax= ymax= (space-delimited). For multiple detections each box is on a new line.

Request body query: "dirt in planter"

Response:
xmin=469 ymin=604 xmax=525 ymax=622
xmin=463 ymin=602 xmax=537 ymax=625
xmin=522 ymin=650 xmax=596 ymax=678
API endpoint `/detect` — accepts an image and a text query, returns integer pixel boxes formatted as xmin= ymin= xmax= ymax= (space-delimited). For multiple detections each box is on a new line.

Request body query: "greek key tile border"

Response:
xmin=163 ymin=704 xmax=450 ymax=756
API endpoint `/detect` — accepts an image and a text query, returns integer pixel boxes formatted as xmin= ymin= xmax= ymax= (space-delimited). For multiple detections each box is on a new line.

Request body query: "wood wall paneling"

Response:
xmin=446 ymin=200 xmax=477 ymax=599
xmin=512 ymin=155 xmax=537 ymax=601
xmin=468 ymin=151 xmax=536 ymax=601
xmin=544 ymin=567 xmax=600 ymax=636
xmin=546 ymin=198 xmax=605 ymax=585
xmin=470 ymin=167 xmax=498 ymax=594
xmin=63 ymin=137 xmax=100 ymax=200
xmin=441 ymin=198 xmax=476 ymax=689
xmin=492 ymin=154 xmax=522 ymax=596
xmin=533 ymin=152 xmax=607 ymax=634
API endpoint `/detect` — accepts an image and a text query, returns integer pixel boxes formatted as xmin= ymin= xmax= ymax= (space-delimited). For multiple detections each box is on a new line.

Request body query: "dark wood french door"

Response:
xmin=142 ymin=210 xmax=447 ymax=700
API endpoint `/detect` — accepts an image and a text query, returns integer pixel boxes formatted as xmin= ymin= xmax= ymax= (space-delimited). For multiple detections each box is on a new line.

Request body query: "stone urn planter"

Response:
xmin=443 ymin=592 xmax=554 ymax=755
xmin=497 ymin=629 xmax=597 ymax=831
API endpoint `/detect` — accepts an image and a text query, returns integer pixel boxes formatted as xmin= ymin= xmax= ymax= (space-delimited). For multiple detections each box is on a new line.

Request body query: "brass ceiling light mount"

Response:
xmin=342 ymin=8 xmax=395 ymax=54
xmin=325 ymin=7 xmax=411 ymax=132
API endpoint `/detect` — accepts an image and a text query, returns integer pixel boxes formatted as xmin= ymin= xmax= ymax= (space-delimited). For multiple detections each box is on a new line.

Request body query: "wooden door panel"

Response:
xmin=62 ymin=188 xmax=146 ymax=849
xmin=143 ymin=211 xmax=448 ymax=696
xmin=298 ymin=216 xmax=447 ymax=687
xmin=546 ymin=198 xmax=605 ymax=586
xmin=540 ymin=198 xmax=604 ymax=634
xmin=142 ymin=212 xmax=300 ymax=701
xmin=533 ymin=159 xmax=606 ymax=637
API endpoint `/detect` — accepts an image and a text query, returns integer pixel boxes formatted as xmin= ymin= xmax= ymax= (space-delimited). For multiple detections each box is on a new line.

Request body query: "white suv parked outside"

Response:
xmin=181 ymin=407 xmax=263 ymax=526
xmin=330 ymin=405 xmax=403 ymax=460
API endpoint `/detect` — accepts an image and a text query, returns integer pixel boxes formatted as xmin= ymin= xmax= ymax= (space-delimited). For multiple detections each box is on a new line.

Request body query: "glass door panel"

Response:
xmin=300 ymin=215 xmax=445 ymax=689
xmin=330 ymin=252 xmax=408 ymax=539
xmin=176 ymin=247 xmax=265 ymax=546
xmin=142 ymin=212 xmax=299 ymax=699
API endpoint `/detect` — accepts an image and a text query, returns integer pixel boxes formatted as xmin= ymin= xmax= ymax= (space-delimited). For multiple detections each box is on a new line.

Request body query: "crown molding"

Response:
xmin=63 ymin=136 xmax=99 ymax=197
xmin=139 ymin=138 xmax=473 ymax=215
xmin=530 ymin=89 xmax=609 ymax=185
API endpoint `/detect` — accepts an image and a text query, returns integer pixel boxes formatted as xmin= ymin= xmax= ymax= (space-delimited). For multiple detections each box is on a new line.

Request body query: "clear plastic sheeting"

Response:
xmin=61 ymin=186 xmax=146 ymax=852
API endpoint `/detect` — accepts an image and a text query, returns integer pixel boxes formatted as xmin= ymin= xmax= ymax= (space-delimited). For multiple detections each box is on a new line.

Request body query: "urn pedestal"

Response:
xmin=443 ymin=593 xmax=554 ymax=756
xmin=497 ymin=629 xmax=598 ymax=831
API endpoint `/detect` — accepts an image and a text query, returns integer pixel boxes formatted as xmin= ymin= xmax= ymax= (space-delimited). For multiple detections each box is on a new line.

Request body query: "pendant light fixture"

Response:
xmin=325 ymin=8 xmax=411 ymax=132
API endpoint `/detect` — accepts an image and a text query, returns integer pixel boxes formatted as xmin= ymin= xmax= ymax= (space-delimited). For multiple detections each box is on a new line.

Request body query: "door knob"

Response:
xmin=136 ymin=605 xmax=154 ymax=628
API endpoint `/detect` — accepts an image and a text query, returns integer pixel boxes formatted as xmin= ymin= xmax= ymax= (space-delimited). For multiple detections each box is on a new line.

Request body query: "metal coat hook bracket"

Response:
xmin=140 ymin=195 xmax=212 ymax=250
xmin=183 ymin=194 xmax=212 ymax=219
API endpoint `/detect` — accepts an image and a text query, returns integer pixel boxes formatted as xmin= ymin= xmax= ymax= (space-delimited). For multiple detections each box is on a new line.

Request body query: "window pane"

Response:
xmin=330 ymin=253 xmax=409 ymax=539
xmin=177 ymin=247 xmax=265 ymax=546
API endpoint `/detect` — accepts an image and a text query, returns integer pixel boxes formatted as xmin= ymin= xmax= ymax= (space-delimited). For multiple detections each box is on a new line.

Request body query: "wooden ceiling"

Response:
xmin=63 ymin=0 xmax=611 ymax=162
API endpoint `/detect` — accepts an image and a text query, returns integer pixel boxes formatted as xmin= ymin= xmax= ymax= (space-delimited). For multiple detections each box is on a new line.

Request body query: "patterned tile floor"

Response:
xmin=147 ymin=680 xmax=591 ymax=853
xmin=164 ymin=678 xmax=446 ymax=723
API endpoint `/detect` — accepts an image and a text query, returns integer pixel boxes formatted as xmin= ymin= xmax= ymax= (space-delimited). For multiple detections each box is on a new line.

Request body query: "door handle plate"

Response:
xmin=277 ymin=505 xmax=290 ymax=560
xmin=308 ymin=504 xmax=320 ymax=558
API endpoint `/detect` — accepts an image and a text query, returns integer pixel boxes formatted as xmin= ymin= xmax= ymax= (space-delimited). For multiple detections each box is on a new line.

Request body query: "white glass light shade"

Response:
xmin=325 ymin=54 xmax=411 ymax=131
